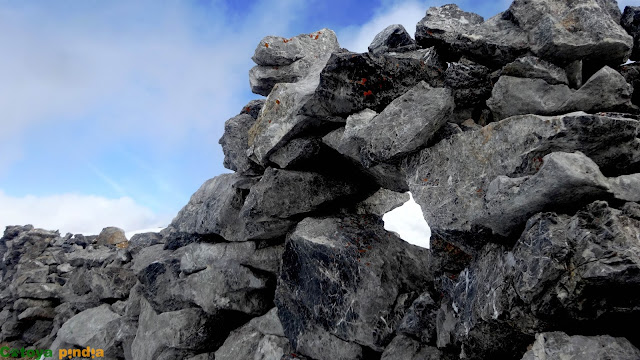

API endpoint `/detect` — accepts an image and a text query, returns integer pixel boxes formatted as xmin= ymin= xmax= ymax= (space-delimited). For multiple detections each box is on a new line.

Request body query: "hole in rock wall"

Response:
xmin=382 ymin=192 xmax=431 ymax=248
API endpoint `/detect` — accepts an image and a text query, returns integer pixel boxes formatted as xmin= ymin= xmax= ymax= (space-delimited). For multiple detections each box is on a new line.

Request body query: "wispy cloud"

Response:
xmin=0 ymin=190 xmax=171 ymax=235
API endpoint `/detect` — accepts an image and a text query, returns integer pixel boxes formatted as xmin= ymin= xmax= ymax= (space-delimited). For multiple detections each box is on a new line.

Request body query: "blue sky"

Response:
xmin=0 ymin=0 xmax=637 ymax=235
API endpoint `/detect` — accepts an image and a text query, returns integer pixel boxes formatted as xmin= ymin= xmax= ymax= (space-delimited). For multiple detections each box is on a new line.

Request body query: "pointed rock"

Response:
xmin=368 ymin=24 xmax=416 ymax=55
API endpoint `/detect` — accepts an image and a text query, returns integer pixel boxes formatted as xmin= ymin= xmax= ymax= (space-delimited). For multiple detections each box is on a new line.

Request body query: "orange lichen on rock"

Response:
xmin=360 ymin=78 xmax=367 ymax=85
xmin=363 ymin=90 xmax=373 ymax=97
xmin=315 ymin=34 xmax=319 ymax=40
xmin=275 ymin=99 xmax=280 ymax=105
xmin=265 ymin=43 xmax=269 ymax=48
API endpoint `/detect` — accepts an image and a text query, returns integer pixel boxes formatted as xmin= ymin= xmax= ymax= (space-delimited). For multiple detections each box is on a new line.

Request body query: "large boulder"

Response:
xmin=404 ymin=112 xmax=640 ymax=251
xmin=95 ymin=227 xmax=127 ymax=246
xmin=275 ymin=215 xmax=435 ymax=356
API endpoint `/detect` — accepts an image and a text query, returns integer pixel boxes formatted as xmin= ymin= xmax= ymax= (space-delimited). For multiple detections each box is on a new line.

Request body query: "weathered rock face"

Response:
xmin=5 ymin=1 xmax=640 ymax=359
xmin=622 ymin=6 xmax=640 ymax=61
xmin=275 ymin=215 xmax=435 ymax=356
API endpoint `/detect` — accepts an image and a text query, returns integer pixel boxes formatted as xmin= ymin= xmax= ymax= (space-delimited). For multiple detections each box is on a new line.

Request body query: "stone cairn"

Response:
xmin=2 ymin=1 xmax=640 ymax=359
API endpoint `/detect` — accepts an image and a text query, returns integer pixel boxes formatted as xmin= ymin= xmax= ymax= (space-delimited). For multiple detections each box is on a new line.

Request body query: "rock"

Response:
xmin=239 ymin=168 xmax=367 ymax=240
xmin=16 ymin=283 xmax=62 ymax=299
xmin=240 ymin=99 xmax=265 ymax=119
xmin=439 ymin=201 xmax=640 ymax=358
xmin=521 ymin=332 xmax=640 ymax=360
xmin=565 ymin=60 xmax=583 ymax=88
xmin=249 ymin=29 xmax=340 ymax=96
xmin=481 ymin=151 xmax=612 ymax=237
xmin=486 ymin=76 xmax=573 ymax=120
xmin=128 ymin=232 xmax=163 ymax=256
xmin=355 ymin=189 xmax=409 ymax=216
xmin=368 ymin=24 xmax=416 ymax=55
xmin=620 ymin=63 xmax=640 ymax=107
xmin=405 ymin=112 xmax=640 ymax=251
xmin=95 ymin=227 xmax=127 ymax=246
xmin=350 ymin=81 xmax=454 ymax=166
xmin=397 ymin=292 xmax=439 ymax=344
xmin=275 ymin=215 xmax=435 ymax=353
xmin=506 ymin=0 xmax=632 ymax=66
xmin=300 ymin=49 xmax=445 ymax=118
xmin=501 ymin=56 xmax=569 ymax=85
xmin=622 ymin=6 xmax=640 ymax=61
xmin=56 ymin=304 xmax=121 ymax=347
xmin=609 ymin=173 xmax=640 ymax=202
xmin=268 ymin=137 xmax=322 ymax=169
xmin=381 ymin=335 xmax=443 ymax=360
xmin=415 ymin=5 xmax=529 ymax=66
xmin=219 ymin=113 xmax=264 ymax=175
xmin=131 ymin=299 xmax=221 ymax=359
xmin=167 ymin=173 xmax=257 ymax=242
xmin=64 ymin=246 xmax=117 ymax=268
xmin=559 ymin=66 xmax=634 ymax=114
xmin=444 ymin=60 xmax=492 ymax=117
xmin=214 ymin=308 xmax=292 ymax=360
xmin=17 ymin=306 xmax=55 ymax=320
xmin=87 ymin=267 xmax=137 ymax=300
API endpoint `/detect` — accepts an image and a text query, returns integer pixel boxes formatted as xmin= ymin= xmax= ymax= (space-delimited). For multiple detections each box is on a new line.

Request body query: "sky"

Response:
xmin=0 ymin=0 xmax=638 ymax=241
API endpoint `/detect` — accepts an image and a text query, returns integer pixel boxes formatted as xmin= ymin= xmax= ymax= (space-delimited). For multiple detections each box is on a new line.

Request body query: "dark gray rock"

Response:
xmin=559 ymin=66 xmax=634 ymax=114
xmin=240 ymin=99 xmax=265 ymax=119
xmin=249 ymin=29 xmax=340 ymax=96
xmin=300 ymin=49 xmax=445 ymax=119
xmin=268 ymin=137 xmax=322 ymax=169
xmin=167 ymin=173 xmax=257 ymax=242
xmin=521 ymin=332 xmax=640 ymax=360
xmin=131 ymin=299 xmax=221 ymax=359
xmin=55 ymin=304 xmax=121 ymax=347
xmin=214 ymin=308 xmax=292 ymax=360
xmin=239 ymin=168 xmax=367 ymax=240
xmin=444 ymin=59 xmax=492 ymax=118
xmin=87 ymin=267 xmax=137 ymax=300
xmin=622 ymin=6 xmax=640 ymax=61
xmin=415 ymin=5 xmax=529 ymax=66
xmin=95 ymin=227 xmax=127 ymax=246
xmin=405 ymin=112 xmax=640 ymax=251
xmin=219 ymin=113 xmax=265 ymax=175
xmin=438 ymin=201 xmax=640 ymax=358
xmin=128 ymin=232 xmax=163 ymax=256
xmin=507 ymin=0 xmax=632 ymax=66
xmin=368 ymin=24 xmax=416 ymax=55
xmin=355 ymin=189 xmax=409 ymax=216
xmin=275 ymin=215 xmax=435 ymax=354
xmin=565 ymin=59 xmax=583 ymax=88
xmin=350 ymin=81 xmax=454 ymax=166
xmin=381 ymin=335 xmax=443 ymax=360
xmin=609 ymin=173 xmax=640 ymax=202
xmin=397 ymin=292 xmax=439 ymax=344
xmin=620 ymin=62 xmax=640 ymax=107
xmin=502 ymin=56 xmax=569 ymax=85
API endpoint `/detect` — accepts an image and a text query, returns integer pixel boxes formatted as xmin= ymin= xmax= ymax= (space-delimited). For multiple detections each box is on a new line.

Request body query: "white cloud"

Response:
xmin=0 ymin=189 xmax=172 ymax=236
xmin=383 ymin=192 xmax=431 ymax=248
xmin=619 ymin=0 xmax=640 ymax=10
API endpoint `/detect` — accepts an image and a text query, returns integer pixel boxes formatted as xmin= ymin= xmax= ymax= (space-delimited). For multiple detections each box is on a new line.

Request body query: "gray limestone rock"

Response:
xmin=56 ymin=304 xmax=121 ymax=347
xmin=405 ymin=112 xmax=640 ymax=251
xmin=444 ymin=59 xmax=492 ymax=116
xmin=622 ymin=6 xmax=640 ymax=61
xmin=487 ymin=76 xmax=574 ymax=120
xmin=559 ymin=66 xmax=634 ymax=113
xmin=275 ymin=215 xmax=435 ymax=354
xmin=268 ymin=137 xmax=322 ymax=169
xmin=240 ymin=99 xmax=265 ymax=119
xmin=219 ymin=113 xmax=265 ymax=175
xmin=521 ymin=332 xmax=640 ymax=360
xmin=95 ymin=227 xmax=127 ymax=246
xmin=355 ymin=189 xmax=409 ymax=216
xmin=87 ymin=267 xmax=137 ymax=300
xmin=249 ymin=29 xmax=340 ymax=96
xmin=128 ymin=232 xmax=163 ymax=256
xmin=415 ymin=5 xmax=529 ymax=66
xmin=609 ymin=173 xmax=640 ymax=202
xmin=352 ymin=81 xmax=454 ymax=166
xmin=214 ymin=308 xmax=292 ymax=360
xmin=368 ymin=24 xmax=416 ymax=55
xmin=507 ymin=0 xmax=632 ymax=66
xmin=502 ymin=56 xmax=569 ymax=85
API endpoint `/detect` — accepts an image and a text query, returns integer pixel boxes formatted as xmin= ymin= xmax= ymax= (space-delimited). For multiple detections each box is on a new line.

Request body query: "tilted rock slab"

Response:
xmin=275 ymin=215 xmax=435 ymax=357
xmin=404 ymin=112 xmax=640 ymax=251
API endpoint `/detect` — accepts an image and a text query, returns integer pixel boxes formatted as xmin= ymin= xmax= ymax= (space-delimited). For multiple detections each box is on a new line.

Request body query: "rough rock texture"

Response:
xmin=4 ymin=2 xmax=640 ymax=359
xmin=521 ymin=332 xmax=640 ymax=360
xmin=622 ymin=6 xmax=640 ymax=61
xmin=275 ymin=215 xmax=435 ymax=356
xmin=95 ymin=227 xmax=127 ymax=246
xmin=368 ymin=24 xmax=417 ymax=55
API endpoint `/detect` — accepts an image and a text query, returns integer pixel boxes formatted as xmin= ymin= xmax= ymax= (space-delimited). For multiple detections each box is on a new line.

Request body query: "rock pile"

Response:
xmin=3 ymin=0 xmax=640 ymax=359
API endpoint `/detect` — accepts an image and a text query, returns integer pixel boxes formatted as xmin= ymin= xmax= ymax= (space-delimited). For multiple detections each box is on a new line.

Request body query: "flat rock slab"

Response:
xmin=275 ymin=215 xmax=434 ymax=354
xmin=404 ymin=112 xmax=640 ymax=251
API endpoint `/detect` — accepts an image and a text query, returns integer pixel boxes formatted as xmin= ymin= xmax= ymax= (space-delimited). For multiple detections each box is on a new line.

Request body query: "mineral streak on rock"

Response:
xmin=3 ymin=1 xmax=640 ymax=359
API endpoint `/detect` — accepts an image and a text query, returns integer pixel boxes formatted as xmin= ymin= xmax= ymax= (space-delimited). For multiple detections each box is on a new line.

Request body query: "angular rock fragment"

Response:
xmin=405 ymin=112 xmax=640 ymax=250
xmin=95 ymin=227 xmax=127 ymax=246
xmin=622 ymin=6 xmax=640 ymax=61
xmin=501 ymin=56 xmax=569 ymax=85
xmin=219 ymin=113 xmax=264 ymax=175
xmin=368 ymin=24 xmax=416 ymax=55
xmin=275 ymin=215 xmax=435 ymax=355
xmin=355 ymin=188 xmax=409 ymax=216
xmin=250 ymin=29 xmax=341 ymax=96
xmin=239 ymin=99 xmax=265 ymax=119
xmin=348 ymin=81 xmax=454 ymax=166
xmin=268 ymin=137 xmax=322 ymax=169
xmin=444 ymin=59 xmax=492 ymax=119
xmin=521 ymin=332 xmax=640 ymax=360
xmin=55 ymin=304 xmax=121 ymax=347
xmin=559 ymin=66 xmax=634 ymax=114
xmin=381 ymin=335 xmax=443 ymax=360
